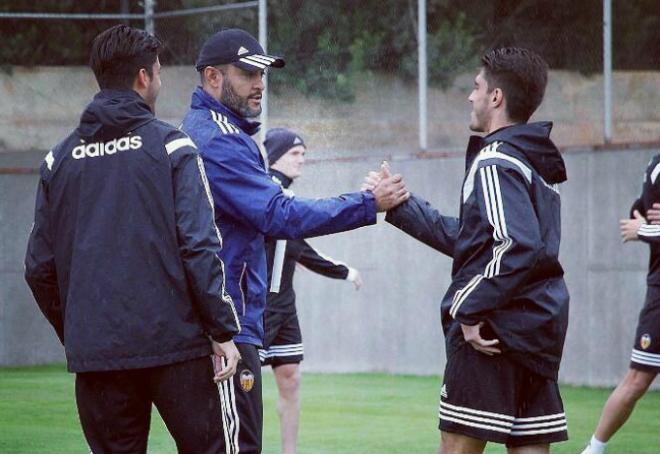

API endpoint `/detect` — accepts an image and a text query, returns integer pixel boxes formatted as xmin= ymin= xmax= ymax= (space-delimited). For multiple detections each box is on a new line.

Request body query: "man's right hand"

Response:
xmin=647 ymin=203 xmax=660 ymax=224
xmin=461 ymin=322 xmax=501 ymax=356
xmin=366 ymin=161 xmax=410 ymax=212
xmin=211 ymin=339 xmax=241 ymax=383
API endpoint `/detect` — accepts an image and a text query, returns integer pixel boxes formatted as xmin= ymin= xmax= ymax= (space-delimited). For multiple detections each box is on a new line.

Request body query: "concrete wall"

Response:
xmin=1 ymin=146 xmax=658 ymax=388
xmin=0 ymin=169 xmax=66 ymax=366
xmin=1 ymin=67 xmax=660 ymax=156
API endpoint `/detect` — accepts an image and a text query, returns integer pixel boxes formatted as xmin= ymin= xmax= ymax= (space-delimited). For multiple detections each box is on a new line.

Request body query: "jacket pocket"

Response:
xmin=239 ymin=262 xmax=248 ymax=316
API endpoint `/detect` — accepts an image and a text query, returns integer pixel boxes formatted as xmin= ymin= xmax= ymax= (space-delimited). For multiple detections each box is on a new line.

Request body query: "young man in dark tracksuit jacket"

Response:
xmin=24 ymin=25 xmax=240 ymax=454
xmin=181 ymin=29 xmax=408 ymax=454
xmin=377 ymin=48 xmax=569 ymax=453
xmin=261 ymin=128 xmax=362 ymax=454
xmin=580 ymin=156 xmax=660 ymax=453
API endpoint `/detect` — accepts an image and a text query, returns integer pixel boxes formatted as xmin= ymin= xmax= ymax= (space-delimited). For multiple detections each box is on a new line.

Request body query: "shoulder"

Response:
xmin=131 ymin=119 xmax=199 ymax=163
xmin=151 ymin=120 xmax=195 ymax=148
xmin=646 ymin=154 xmax=660 ymax=185
xmin=474 ymin=141 xmax=533 ymax=184
xmin=41 ymin=132 xmax=79 ymax=179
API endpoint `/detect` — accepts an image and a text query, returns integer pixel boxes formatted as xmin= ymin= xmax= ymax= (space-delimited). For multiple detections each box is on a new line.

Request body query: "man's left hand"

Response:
xmin=461 ymin=322 xmax=501 ymax=356
xmin=211 ymin=339 xmax=241 ymax=383
xmin=620 ymin=210 xmax=645 ymax=242
xmin=349 ymin=269 xmax=363 ymax=290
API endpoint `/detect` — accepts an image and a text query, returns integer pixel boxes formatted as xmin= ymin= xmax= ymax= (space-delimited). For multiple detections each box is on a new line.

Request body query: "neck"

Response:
xmin=485 ymin=115 xmax=516 ymax=135
xmin=202 ymin=84 xmax=222 ymax=104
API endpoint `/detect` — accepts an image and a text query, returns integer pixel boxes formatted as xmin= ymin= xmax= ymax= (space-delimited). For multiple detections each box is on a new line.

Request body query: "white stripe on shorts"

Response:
xmin=631 ymin=348 xmax=660 ymax=366
xmin=260 ymin=343 xmax=304 ymax=359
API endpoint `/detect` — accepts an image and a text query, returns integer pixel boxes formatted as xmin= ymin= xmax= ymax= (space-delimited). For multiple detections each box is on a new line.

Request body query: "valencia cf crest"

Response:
xmin=240 ymin=369 xmax=255 ymax=392
xmin=640 ymin=333 xmax=652 ymax=350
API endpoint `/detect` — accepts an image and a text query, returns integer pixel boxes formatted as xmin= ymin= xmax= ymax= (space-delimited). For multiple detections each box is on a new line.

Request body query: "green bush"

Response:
xmin=1 ymin=0 xmax=659 ymax=101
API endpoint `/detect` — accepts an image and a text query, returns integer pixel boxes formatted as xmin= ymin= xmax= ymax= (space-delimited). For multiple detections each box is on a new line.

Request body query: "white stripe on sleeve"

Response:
xmin=165 ymin=137 xmax=197 ymax=155
xmin=450 ymin=165 xmax=512 ymax=319
xmin=651 ymin=162 xmax=660 ymax=184
xmin=638 ymin=224 xmax=660 ymax=237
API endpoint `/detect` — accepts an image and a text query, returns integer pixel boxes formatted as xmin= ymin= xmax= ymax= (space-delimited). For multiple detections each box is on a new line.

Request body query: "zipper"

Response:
xmin=239 ymin=262 xmax=247 ymax=316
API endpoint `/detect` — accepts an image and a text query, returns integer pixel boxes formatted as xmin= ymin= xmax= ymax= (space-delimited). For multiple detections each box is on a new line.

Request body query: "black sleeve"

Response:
xmin=630 ymin=198 xmax=644 ymax=218
xmin=170 ymin=138 xmax=240 ymax=343
xmin=295 ymin=239 xmax=350 ymax=279
xmin=24 ymin=174 xmax=64 ymax=343
xmin=385 ymin=193 xmax=460 ymax=257
xmin=636 ymin=156 xmax=660 ymax=244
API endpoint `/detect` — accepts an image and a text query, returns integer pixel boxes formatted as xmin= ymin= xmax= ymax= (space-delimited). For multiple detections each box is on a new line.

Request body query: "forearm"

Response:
xmin=262 ymin=191 xmax=378 ymax=239
xmin=385 ymin=193 xmax=459 ymax=256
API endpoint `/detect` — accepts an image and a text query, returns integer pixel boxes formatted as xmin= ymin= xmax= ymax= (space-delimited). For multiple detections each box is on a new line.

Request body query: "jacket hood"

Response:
xmin=486 ymin=122 xmax=567 ymax=184
xmin=77 ymin=89 xmax=154 ymax=141
xmin=190 ymin=87 xmax=261 ymax=136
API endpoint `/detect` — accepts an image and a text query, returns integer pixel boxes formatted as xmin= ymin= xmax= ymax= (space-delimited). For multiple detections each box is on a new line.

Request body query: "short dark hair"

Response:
xmin=481 ymin=48 xmax=548 ymax=123
xmin=90 ymin=25 xmax=162 ymax=90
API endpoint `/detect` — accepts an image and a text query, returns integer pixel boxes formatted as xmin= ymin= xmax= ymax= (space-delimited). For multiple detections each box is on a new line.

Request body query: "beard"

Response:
xmin=220 ymin=78 xmax=262 ymax=118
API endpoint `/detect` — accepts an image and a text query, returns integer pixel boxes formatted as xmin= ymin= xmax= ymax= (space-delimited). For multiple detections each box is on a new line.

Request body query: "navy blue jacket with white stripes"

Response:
xmin=24 ymin=89 xmax=240 ymax=373
xmin=387 ymin=122 xmax=569 ymax=379
xmin=629 ymin=154 xmax=660 ymax=284
xmin=181 ymin=87 xmax=377 ymax=346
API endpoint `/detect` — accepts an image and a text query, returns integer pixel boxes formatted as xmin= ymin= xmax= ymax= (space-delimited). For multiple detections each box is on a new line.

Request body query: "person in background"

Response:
xmin=261 ymin=128 xmax=363 ymax=454
xmin=580 ymin=158 xmax=660 ymax=454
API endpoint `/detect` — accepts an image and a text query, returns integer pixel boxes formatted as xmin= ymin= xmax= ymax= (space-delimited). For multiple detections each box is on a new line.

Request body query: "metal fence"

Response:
xmin=0 ymin=1 xmax=657 ymax=156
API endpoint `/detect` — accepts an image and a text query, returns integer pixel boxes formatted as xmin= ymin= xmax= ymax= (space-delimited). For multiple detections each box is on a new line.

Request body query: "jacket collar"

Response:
xmin=190 ymin=86 xmax=261 ymax=136
xmin=464 ymin=122 xmax=566 ymax=184
xmin=269 ymin=169 xmax=293 ymax=189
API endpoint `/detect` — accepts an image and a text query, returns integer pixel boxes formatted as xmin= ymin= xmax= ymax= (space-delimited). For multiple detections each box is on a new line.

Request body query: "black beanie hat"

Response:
xmin=263 ymin=128 xmax=306 ymax=165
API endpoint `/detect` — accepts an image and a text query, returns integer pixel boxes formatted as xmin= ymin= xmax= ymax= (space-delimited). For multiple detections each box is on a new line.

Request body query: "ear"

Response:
xmin=203 ymin=67 xmax=223 ymax=89
xmin=491 ymin=87 xmax=504 ymax=109
xmin=135 ymin=68 xmax=150 ymax=90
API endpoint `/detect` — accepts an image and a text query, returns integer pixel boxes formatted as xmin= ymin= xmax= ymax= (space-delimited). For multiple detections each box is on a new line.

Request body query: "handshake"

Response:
xmin=361 ymin=161 xmax=410 ymax=212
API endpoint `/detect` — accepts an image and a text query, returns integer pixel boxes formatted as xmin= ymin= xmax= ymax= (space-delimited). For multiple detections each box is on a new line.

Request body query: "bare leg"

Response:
xmin=438 ymin=431 xmax=487 ymax=454
xmin=508 ymin=444 xmax=549 ymax=454
xmin=592 ymin=368 xmax=656 ymax=442
xmin=274 ymin=363 xmax=301 ymax=454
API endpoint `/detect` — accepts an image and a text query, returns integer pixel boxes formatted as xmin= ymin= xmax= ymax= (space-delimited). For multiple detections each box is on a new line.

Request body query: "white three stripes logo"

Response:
xmin=210 ymin=110 xmax=240 ymax=135
xmin=450 ymin=165 xmax=512 ymax=318
xmin=239 ymin=54 xmax=276 ymax=69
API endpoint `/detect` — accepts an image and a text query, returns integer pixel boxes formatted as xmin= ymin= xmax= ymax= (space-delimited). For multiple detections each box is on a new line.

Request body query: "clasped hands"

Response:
xmin=361 ymin=161 xmax=410 ymax=212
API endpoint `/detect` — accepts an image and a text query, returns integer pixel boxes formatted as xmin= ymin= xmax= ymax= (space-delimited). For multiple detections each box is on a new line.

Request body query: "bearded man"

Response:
xmin=181 ymin=28 xmax=409 ymax=454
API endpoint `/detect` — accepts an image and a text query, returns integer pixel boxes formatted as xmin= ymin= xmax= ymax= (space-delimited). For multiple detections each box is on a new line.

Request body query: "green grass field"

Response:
xmin=1 ymin=365 xmax=658 ymax=453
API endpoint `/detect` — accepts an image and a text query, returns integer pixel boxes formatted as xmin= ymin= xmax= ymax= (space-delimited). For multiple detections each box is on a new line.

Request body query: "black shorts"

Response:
xmin=630 ymin=284 xmax=660 ymax=372
xmin=259 ymin=311 xmax=304 ymax=367
xmin=439 ymin=341 xmax=568 ymax=447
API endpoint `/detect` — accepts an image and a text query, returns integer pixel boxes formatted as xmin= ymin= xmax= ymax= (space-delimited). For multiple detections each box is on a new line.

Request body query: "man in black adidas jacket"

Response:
xmin=24 ymin=25 xmax=240 ymax=454
xmin=368 ymin=48 xmax=569 ymax=453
